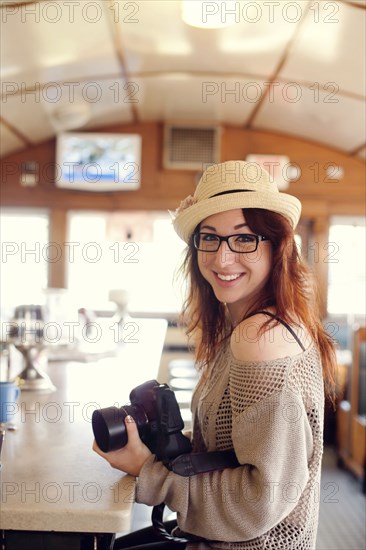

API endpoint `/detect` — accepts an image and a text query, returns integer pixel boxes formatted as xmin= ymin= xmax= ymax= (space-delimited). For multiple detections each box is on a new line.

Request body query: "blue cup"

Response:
xmin=0 ymin=381 xmax=20 ymax=424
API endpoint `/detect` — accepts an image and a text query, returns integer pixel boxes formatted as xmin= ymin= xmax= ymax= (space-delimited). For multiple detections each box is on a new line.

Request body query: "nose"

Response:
xmin=213 ymin=240 xmax=238 ymax=266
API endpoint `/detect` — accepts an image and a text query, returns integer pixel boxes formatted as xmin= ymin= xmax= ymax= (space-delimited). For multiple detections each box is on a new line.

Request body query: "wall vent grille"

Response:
xmin=163 ymin=125 xmax=220 ymax=170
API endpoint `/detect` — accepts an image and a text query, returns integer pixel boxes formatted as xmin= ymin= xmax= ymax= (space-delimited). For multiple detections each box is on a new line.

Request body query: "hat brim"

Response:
xmin=173 ymin=191 xmax=301 ymax=243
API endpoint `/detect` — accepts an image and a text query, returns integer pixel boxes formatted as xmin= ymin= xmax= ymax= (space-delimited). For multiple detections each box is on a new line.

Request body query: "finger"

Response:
xmin=124 ymin=415 xmax=140 ymax=443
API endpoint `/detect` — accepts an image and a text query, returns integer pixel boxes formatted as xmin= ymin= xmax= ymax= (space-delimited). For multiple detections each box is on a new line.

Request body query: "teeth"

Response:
xmin=217 ymin=273 xmax=241 ymax=281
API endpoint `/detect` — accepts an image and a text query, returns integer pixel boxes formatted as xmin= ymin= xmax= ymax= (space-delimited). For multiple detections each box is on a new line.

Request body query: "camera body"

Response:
xmin=92 ymin=380 xmax=192 ymax=461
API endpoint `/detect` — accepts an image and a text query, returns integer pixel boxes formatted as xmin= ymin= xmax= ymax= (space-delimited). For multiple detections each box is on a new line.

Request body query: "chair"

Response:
xmin=350 ymin=327 xmax=366 ymax=482
xmin=337 ymin=326 xmax=366 ymax=491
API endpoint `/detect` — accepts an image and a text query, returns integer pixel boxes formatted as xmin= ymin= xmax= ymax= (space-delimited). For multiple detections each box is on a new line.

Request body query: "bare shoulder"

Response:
xmin=230 ymin=313 xmax=312 ymax=363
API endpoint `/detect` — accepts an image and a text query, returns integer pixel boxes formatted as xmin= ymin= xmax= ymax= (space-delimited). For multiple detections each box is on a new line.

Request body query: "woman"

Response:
xmin=93 ymin=160 xmax=336 ymax=549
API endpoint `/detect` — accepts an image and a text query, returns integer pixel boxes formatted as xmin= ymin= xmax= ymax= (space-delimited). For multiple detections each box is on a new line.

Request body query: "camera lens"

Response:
xmin=92 ymin=405 xmax=149 ymax=452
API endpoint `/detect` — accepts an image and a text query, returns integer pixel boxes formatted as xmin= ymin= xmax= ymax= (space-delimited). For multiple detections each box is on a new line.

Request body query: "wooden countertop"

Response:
xmin=0 ymin=318 xmax=167 ymax=534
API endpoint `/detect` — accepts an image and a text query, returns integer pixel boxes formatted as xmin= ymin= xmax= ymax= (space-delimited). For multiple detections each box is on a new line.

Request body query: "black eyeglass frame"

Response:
xmin=193 ymin=232 xmax=269 ymax=254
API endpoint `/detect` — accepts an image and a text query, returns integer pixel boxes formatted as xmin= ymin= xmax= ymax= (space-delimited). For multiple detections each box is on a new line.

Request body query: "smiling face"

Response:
xmin=196 ymin=209 xmax=272 ymax=324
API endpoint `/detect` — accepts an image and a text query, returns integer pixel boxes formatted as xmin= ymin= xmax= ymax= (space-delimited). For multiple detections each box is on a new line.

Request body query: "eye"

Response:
xmin=235 ymin=234 xmax=256 ymax=243
xmin=201 ymin=233 xmax=219 ymax=242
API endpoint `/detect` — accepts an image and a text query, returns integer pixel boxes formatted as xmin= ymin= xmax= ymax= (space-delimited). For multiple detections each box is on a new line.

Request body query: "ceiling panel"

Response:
xmin=0 ymin=123 xmax=26 ymax=157
xmin=41 ymin=78 xmax=135 ymax=129
xmin=279 ymin=1 xmax=366 ymax=96
xmin=79 ymin=79 xmax=135 ymax=130
xmin=0 ymin=0 xmax=365 ymax=160
xmin=2 ymin=93 xmax=56 ymax=143
xmin=132 ymin=75 xmax=263 ymax=125
xmin=118 ymin=0 xmax=308 ymax=76
xmin=2 ymin=77 xmax=135 ymax=141
xmin=0 ymin=0 xmax=120 ymax=86
xmin=253 ymin=83 xmax=365 ymax=152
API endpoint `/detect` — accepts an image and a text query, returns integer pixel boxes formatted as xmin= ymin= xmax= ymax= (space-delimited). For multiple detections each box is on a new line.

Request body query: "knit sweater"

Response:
xmin=136 ymin=341 xmax=324 ymax=549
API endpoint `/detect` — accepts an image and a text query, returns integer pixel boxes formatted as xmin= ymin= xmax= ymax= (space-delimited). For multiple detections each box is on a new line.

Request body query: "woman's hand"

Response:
xmin=92 ymin=415 xmax=152 ymax=477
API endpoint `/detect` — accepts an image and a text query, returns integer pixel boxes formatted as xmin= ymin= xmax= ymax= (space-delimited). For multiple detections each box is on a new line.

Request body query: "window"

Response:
xmin=327 ymin=216 xmax=366 ymax=317
xmin=0 ymin=209 xmax=49 ymax=320
xmin=66 ymin=211 xmax=187 ymax=315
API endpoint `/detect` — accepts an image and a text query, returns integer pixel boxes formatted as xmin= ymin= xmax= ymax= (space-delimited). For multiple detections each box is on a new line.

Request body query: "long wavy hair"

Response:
xmin=177 ymin=208 xmax=336 ymax=399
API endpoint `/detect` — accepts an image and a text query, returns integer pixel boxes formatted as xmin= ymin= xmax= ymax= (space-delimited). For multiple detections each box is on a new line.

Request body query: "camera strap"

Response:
xmin=164 ymin=449 xmax=240 ymax=477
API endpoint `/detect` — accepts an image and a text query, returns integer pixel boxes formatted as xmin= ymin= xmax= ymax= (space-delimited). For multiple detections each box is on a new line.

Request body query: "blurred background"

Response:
xmin=0 ymin=1 xmax=365 ymax=548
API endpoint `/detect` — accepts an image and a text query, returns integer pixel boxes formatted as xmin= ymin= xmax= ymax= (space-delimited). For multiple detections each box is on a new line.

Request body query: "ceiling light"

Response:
xmin=181 ymin=0 xmax=237 ymax=29
xmin=50 ymin=103 xmax=91 ymax=131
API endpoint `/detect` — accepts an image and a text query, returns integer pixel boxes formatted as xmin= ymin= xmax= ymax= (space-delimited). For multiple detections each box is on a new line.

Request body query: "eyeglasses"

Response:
xmin=193 ymin=232 xmax=269 ymax=254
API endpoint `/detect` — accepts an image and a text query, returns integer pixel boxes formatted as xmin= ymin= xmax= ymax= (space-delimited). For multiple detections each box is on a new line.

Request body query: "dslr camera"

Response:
xmin=92 ymin=379 xmax=192 ymax=461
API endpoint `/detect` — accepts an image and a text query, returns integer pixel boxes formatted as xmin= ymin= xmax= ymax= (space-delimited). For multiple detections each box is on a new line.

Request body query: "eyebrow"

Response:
xmin=200 ymin=223 xmax=249 ymax=231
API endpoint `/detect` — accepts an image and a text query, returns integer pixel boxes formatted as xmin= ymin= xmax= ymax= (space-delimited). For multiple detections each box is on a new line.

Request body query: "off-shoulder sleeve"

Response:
xmin=136 ymin=383 xmax=313 ymax=542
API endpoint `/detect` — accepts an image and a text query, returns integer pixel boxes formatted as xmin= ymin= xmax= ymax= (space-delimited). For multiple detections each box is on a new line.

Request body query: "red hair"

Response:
xmin=178 ymin=208 xmax=336 ymax=400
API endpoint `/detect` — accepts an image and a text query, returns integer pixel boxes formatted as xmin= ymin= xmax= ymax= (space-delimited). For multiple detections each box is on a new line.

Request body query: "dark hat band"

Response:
xmin=212 ymin=189 xmax=253 ymax=198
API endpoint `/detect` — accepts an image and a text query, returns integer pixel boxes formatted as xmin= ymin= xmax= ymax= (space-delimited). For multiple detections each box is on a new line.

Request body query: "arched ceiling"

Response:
xmin=1 ymin=0 xmax=365 ymax=160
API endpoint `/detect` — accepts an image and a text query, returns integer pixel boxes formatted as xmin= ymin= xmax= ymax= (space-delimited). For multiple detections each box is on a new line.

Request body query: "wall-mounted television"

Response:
xmin=55 ymin=132 xmax=141 ymax=191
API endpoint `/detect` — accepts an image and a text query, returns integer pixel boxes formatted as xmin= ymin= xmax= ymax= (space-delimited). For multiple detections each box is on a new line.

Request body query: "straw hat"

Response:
xmin=172 ymin=160 xmax=302 ymax=243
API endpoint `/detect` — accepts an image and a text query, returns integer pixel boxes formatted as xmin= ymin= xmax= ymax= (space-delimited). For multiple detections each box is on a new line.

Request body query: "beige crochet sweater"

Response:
xmin=136 ymin=342 xmax=324 ymax=549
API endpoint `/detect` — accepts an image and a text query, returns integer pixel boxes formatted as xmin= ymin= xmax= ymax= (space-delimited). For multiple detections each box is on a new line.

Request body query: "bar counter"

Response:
xmin=0 ymin=317 xmax=167 ymax=549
